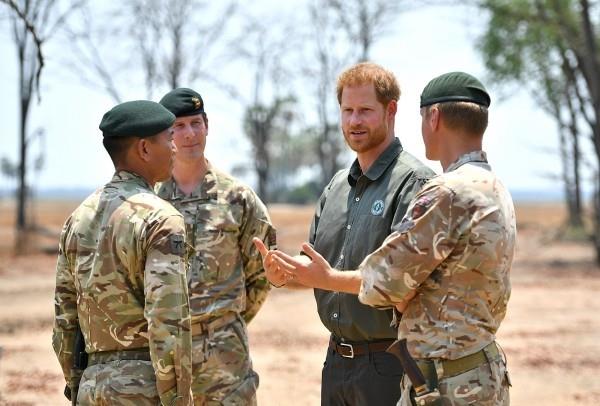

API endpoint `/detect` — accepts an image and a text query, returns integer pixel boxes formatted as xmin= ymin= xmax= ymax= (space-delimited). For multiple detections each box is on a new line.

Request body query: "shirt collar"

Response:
xmin=348 ymin=137 xmax=403 ymax=185
xmin=111 ymin=170 xmax=153 ymax=191
xmin=445 ymin=150 xmax=489 ymax=173
xmin=164 ymin=160 xmax=217 ymax=199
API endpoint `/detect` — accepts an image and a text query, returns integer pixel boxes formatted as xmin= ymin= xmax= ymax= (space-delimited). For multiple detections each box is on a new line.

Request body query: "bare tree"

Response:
xmin=64 ymin=0 xmax=237 ymax=102
xmin=2 ymin=0 xmax=84 ymax=253
xmin=231 ymin=15 xmax=302 ymax=202
xmin=300 ymin=1 xmax=350 ymax=188
xmin=0 ymin=0 xmax=44 ymax=96
xmin=326 ymin=0 xmax=403 ymax=61
xmin=298 ymin=0 xmax=404 ymax=189
xmin=243 ymin=97 xmax=297 ymax=201
xmin=213 ymin=7 xmax=313 ymax=203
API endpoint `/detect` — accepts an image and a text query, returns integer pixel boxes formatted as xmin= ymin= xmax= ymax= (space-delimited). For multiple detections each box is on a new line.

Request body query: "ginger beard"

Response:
xmin=342 ymin=114 xmax=389 ymax=153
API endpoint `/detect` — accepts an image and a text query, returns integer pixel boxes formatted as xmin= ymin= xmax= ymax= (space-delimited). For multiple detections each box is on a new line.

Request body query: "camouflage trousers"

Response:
xmin=77 ymin=359 xmax=160 ymax=405
xmin=192 ymin=315 xmax=258 ymax=406
xmin=398 ymin=357 xmax=510 ymax=406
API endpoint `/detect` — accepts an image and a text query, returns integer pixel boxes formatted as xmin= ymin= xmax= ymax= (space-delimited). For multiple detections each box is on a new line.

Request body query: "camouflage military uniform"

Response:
xmin=157 ymin=162 xmax=275 ymax=405
xmin=53 ymin=170 xmax=193 ymax=405
xmin=358 ymin=151 xmax=516 ymax=406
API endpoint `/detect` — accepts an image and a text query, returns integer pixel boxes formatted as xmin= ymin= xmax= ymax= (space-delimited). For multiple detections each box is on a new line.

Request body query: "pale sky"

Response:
xmin=0 ymin=2 xmax=574 ymax=196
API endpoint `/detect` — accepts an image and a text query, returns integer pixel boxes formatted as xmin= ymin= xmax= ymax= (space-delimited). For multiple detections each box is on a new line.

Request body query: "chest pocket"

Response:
xmin=188 ymin=201 xmax=240 ymax=285
xmin=351 ymin=214 xmax=392 ymax=256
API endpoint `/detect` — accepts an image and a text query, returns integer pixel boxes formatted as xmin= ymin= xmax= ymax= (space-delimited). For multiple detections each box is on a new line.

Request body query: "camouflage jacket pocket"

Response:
xmin=189 ymin=202 xmax=241 ymax=285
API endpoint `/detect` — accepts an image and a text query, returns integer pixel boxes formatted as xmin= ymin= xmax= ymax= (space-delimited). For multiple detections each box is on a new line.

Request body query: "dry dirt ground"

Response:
xmin=0 ymin=200 xmax=599 ymax=405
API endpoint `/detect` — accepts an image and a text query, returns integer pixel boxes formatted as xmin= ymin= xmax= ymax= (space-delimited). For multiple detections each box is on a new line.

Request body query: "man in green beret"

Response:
xmin=52 ymin=100 xmax=193 ymax=405
xmin=259 ymin=72 xmax=515 ymax=405
xmin=157 ymin=88 xmax=276 ymax=405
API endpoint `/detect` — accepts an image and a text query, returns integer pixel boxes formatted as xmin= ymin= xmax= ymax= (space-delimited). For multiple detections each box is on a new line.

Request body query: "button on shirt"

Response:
xmin=311 ymin=138 xmax=434 ymax=341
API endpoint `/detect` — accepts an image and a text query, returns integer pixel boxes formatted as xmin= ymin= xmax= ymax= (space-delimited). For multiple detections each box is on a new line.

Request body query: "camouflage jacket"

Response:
xmin=358 ymin=151 xmax=516 ymax=360
xmin=52 ymin=170 xmax=193 ymax=405
xmin=157 ymin=162 xmax=275 ymax=325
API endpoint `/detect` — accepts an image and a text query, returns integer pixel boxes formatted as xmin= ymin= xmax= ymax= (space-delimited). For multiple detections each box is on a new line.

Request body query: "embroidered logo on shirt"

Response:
xmin=371 ymin=200 xmax=385 ymax=216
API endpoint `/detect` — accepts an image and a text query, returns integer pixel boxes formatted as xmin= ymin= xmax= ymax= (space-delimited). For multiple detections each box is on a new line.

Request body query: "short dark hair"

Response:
xmin=427 ymin=101 xmax=488 ymax=136
xmin=102 ymin=136 xmax=136 ymax=165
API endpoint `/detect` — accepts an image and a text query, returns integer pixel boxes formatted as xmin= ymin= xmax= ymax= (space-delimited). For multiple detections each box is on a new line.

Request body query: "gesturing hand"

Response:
xmin=252 ymin=237 xmax=294 ymax=287
xmin=270 ymin=243 xmax=333 ymax=289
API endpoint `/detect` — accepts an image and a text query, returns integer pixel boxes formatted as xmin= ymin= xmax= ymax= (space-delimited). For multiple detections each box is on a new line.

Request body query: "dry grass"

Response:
xmin=1 ymin=200 xmax=599 ymax=405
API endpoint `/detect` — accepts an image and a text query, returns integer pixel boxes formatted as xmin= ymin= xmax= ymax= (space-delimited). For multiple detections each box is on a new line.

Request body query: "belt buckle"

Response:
xmin=340 ymin=342 xmax=354 ymax=358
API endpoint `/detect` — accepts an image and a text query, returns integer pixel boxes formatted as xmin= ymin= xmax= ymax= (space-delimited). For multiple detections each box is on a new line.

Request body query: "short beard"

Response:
xmin=343 ymin=121 xmax=389 ymax=153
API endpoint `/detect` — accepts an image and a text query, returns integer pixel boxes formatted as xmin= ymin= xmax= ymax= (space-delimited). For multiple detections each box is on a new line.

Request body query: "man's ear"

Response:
xmin=136 ymin=138 xmax=152 ymax=162
xmin=386 ymin=100 xmax=398 ymax=119
xmin=429 ymin=106 xmax=440 ymax=130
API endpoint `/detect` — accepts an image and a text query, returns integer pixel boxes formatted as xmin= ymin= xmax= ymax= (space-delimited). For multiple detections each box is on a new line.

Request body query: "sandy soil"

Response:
xmin=0 ymin=201 xmax=599 ymax=405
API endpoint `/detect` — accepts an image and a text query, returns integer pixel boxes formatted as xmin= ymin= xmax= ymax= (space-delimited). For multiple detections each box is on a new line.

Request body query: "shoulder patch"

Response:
xmin=169 ymin=234 xmax=185 ymax=256
xmin=411 ymin=195 xmax=433 ymax=220
xmin=408 ymin=185 xmax=451 ymax=221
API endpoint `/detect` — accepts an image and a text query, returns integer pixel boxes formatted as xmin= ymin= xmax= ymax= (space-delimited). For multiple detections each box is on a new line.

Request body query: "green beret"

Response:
xmin=99 ymin=100 xmax=175 ymax=138
xmin=420 ymin=72 xmax=490 ymax=108
xmin=159 ymin=88 xmax=205 ymax=117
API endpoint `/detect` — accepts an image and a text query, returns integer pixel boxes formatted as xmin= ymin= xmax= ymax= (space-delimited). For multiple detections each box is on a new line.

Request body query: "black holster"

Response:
xmin=386 ymin=339 xmax=442 ymax=406
xmin=65 ymin=325 xmax=88 ymax=405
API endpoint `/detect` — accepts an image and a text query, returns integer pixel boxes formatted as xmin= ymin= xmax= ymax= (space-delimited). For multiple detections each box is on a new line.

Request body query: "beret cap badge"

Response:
xmin=192 ymin=96 xmax=202 ymax=110
xmin=160 ymin=88 xmax=206 ymax=117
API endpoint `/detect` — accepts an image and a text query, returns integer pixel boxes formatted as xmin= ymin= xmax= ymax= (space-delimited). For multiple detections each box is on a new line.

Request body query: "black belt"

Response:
xmin=87 ymin=349 xmax=151 ymax=366
xmin=329 ymin=337 xmax=395 ymax=359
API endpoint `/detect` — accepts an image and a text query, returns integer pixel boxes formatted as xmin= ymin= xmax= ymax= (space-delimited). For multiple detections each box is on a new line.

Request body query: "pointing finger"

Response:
xmin=252 ymin=237 xmax=268 ymax=258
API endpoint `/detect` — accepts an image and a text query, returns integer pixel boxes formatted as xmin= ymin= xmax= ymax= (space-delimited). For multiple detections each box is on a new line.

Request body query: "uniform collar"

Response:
xmin=445 ymin=150 xmax=489 ymax=173
xmin=162 ymin=160 xmax=217 ymax=200
xmin=348 ymin=137 xmax=403 ymax=185
xmin=111 ymin=170 xmax=153 ymax=191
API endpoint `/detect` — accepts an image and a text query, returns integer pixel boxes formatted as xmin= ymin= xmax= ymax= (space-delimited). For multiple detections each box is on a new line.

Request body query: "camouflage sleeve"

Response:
xmin=52 ymin=216 xmax=78 ymax=386
xmin=239 ymin=189 xmax=276 ymax=324
xmin=358 ymin=183 xmax=462 ymax=308
xmin=143 ymin=214 xmax=193 ymax=406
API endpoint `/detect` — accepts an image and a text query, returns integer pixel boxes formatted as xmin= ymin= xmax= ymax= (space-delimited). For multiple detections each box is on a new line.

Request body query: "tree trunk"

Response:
xmin=566 ymin=95 xmax=584 ymax=228
xmin=15 ymin=27 xmax=31 ymax=255
xmin=15 ymin=103 xmax=28 ymax=254
xmin=594 ymin=171 xmax=600 ymax=265
xmin=257 ymin=167 xmax=268 ymax=203
xmin=17 ymin=102 xmax=27 ymax=231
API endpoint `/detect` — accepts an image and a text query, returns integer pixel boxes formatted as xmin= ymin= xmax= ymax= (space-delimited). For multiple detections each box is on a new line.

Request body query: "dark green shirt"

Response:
xmin=311 ymin=138 xmax=434 ymax=342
